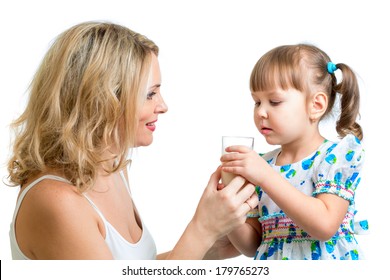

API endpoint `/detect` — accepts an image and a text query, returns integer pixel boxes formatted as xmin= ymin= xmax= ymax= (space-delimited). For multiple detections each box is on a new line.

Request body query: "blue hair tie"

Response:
xmin=327 ymin=62 xmax=337 ymax=74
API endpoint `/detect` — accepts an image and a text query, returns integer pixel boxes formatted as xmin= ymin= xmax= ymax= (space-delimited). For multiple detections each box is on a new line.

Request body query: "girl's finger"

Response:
xmin=225 ymin=145 xmax=252 ymax=153
xmin=220 ymin=152 xmax=243 ymax=162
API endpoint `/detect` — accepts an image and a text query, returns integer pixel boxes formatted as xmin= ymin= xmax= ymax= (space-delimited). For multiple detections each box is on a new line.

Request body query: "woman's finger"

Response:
xmin=221 ymin=175 xmax=246 ymax=195
xmin=236 ymin=182 xmax=256 ymax=204
xmin=206 ymin=166 xmax=222 ymax=191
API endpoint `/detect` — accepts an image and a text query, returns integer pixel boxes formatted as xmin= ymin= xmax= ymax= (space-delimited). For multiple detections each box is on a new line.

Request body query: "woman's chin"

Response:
xmin=135 ymin=138 xmax=153 ymax=147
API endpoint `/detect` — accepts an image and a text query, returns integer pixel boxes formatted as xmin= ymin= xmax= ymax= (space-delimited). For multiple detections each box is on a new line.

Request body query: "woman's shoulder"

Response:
xmin=16 ymin=175 xmax=107 ymax=259
xmin=17 ymin=176 xmax=95 ymax=237
xmin=20 ymin=175 xmax=84 ymax=210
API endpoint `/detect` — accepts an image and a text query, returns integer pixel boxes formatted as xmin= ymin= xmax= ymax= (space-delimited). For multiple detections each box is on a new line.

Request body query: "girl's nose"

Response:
xmin=255 ymin=105 xmax=267 ymax=119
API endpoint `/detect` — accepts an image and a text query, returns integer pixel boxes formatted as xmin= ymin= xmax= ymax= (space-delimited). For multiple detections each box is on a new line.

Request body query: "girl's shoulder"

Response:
xmin=259 ymin=147 xmax=281 ymax=163
xmin=319 ymin=134 xmax=364 ymax=161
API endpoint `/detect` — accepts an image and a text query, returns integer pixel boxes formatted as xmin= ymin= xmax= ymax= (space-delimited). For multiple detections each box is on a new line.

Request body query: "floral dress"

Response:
xmin=248 ymin=134 xmax=369 ymax=260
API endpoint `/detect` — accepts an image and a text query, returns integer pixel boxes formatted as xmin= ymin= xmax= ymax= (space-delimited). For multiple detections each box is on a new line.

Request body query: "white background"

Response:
xmin=0 ymin=0 xmax=388 ymax=272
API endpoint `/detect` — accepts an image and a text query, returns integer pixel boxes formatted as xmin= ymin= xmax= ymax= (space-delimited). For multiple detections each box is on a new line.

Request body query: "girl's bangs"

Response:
xmin=250 ymin=48 xmax=303 ymax=93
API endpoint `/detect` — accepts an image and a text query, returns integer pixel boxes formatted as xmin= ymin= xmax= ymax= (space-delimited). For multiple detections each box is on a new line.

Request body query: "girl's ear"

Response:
xmin=309 ymin=92 xmax=328 ymax=122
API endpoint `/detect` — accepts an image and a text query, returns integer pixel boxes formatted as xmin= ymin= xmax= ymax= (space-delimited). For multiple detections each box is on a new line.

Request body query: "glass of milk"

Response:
xmin=221 ymin=136 xmax=254 ymax=185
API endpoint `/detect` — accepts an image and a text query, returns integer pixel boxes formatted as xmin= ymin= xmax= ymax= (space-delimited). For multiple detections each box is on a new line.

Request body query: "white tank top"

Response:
xmin=9 ymin=173 xmax=157 ymax=260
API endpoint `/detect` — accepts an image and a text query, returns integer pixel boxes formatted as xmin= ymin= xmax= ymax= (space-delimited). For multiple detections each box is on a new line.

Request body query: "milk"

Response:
xmin=221 ymin=171 xmax=236 ymax=186
xmin=221 ymin=136 xmax=254 ymax=186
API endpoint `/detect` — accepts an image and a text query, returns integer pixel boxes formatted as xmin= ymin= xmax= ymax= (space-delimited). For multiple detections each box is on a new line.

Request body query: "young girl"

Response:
xmin=221 ymin=44 xmax=368 ymax=260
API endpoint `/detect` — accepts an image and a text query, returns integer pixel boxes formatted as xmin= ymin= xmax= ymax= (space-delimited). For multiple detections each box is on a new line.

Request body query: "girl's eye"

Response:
xmin=270 ymin=100 xmax=281 ymax=106
xmin=254 ymin=101 xmax=260 ymax=107
xmin=147 ymin=92 xmax=156 ymax=100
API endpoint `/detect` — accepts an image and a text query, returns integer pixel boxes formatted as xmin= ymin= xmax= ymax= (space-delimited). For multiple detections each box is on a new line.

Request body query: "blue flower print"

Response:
xmin=359 ymin=220 xmax=369 ymax=231
xmin=261 ymin=205 xmax=269 ymax=217
xmin=350 ymin=250 xmax=359 ymax=260
xmin=286 ymin=225 xmax=297 ymax=244
xmin=326 ymin=143 xmax=337 ymax=155
xmin=280 ymin=164 xmax=291 ymax=173
xmin=345 ymin=172 xmax=359 ymax=188
xmin=345 ymin=150 xmax=355 ymax=161
xmin=279 ymin=163 xmax=296 ymax=178
xmin=325 ymin=154 xmax=337 ymax=165
xmin=354 ymin=136 xmax=361 ymax=144
xmin=256 ymin=186 xmax=263 ymax=200
xmin=325 ymin=239 xmax=336 ymax=253
xmin=334 ymin=172 xmax=342 ymax=184
xmin=302 ymin=151 xmax=321 ymax=170
xmin=311 ymin=241 xmax=322 ymax=260
xmin=286 ymin=169 xmax=296 ymax=178
xmin=267 ymin=238 xmax=278 ymax=258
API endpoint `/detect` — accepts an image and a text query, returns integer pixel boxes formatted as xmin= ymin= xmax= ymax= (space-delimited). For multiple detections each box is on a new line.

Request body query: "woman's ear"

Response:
xmin=309 ymin=92 xmax=328 ymax=122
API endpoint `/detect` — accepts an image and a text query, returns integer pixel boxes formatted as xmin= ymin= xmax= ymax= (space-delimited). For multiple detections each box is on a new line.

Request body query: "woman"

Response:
xmin=7 ymin=21 xmax=257 ymax=259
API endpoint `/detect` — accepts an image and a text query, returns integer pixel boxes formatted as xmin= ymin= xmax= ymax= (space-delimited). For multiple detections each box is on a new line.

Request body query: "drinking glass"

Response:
xmin=221 ymin=136 xmax=254 ymax=185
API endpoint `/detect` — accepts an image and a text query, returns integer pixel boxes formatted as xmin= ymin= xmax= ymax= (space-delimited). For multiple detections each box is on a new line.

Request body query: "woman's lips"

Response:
xmin=146 ymin=120 xmax=157 ymax=132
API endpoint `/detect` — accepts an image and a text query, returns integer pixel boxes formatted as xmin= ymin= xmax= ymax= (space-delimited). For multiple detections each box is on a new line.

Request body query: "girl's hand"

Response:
xmin=220 ymin=145 xmax=268 ymax=186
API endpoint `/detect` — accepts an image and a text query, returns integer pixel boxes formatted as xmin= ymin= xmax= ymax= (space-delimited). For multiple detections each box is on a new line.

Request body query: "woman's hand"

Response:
xmin=166 ymin=166 xmax=257 ymax=259
xmin=203 ymin=235 xmax=241 ymax=260
xmin=192 ymin=167 xmax=258 ymax=241
xmin=220 ymin=145 xmax=268 ymax=186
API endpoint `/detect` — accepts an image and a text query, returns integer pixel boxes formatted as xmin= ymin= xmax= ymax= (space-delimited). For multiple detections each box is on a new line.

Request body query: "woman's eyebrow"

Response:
xmin=148 ymin=84 xmax=161 ymax=90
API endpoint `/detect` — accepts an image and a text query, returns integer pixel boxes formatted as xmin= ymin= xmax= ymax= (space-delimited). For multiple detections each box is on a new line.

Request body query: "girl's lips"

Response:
xmin=260 ymin=127 xmax=272 ymax=135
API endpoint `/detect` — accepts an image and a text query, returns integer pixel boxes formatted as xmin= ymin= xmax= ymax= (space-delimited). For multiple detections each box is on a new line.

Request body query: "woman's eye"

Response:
xmin=147 ymin=92 xmax=156 ymax=100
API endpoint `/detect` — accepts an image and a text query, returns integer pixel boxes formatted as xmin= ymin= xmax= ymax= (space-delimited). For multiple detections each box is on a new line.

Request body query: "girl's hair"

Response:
xmin=250 ymin=43 xmax=363 ymax=140
xmin=7 ymin=21 xmax=159 ymax=192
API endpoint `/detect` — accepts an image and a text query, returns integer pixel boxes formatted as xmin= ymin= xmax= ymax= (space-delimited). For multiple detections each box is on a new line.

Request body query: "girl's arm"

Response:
xmin=221 ymin=148 xmax=349 ymax=241
xmin=227 ymin=217 xmax=262 ymax=257
xmin=157 ymin=252 xmax=171 ymax=260
xmin=254 ymin=166 xmax=349 ymax=241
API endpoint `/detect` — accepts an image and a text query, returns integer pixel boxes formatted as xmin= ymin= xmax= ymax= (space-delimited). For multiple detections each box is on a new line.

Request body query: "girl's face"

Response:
xmin=252 ymin=87 xmax=311 ymax=146
xmin=135 ymin=54 xmax=168 ymax=147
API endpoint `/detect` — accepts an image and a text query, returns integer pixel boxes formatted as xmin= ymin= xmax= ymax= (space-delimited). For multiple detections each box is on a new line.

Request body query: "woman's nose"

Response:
xmin=156 ymin=95 xmax=168 ymax=114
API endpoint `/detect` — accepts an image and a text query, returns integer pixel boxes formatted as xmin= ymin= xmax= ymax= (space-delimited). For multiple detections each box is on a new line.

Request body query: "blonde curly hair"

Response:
xmin=7 ymin=21 xmax=158 ymax=192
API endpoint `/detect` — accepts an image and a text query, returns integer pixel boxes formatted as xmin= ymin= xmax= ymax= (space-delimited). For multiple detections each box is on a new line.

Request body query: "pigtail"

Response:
xmin=333 ymin=63 xmax=363 ymax=140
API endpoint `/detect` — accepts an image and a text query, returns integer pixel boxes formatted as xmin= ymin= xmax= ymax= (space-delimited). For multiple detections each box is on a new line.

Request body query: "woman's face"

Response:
xmin=135 ymin=54 xmax=168 ymax=147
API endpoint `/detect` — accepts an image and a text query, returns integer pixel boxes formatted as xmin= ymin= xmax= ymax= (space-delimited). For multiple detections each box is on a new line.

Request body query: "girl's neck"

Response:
xmin=276 ymin=133 xmax=325 ymax=166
